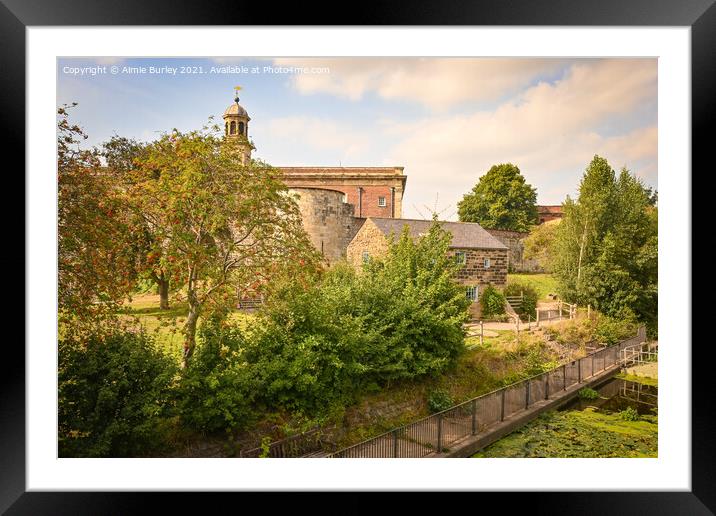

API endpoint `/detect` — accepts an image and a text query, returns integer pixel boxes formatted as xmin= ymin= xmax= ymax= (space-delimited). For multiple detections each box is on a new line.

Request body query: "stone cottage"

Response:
xmin=346 ymin=218 xmax=508 ymax=319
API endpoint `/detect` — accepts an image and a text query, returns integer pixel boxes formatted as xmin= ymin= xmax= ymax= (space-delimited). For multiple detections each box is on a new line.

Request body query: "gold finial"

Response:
xmin=234 ymin=85 xmax=242 ymax=103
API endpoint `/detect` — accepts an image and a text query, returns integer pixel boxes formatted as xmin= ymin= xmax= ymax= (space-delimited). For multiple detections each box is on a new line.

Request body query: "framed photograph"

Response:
xmin=5 ymin=0 xmax=711 ymax=512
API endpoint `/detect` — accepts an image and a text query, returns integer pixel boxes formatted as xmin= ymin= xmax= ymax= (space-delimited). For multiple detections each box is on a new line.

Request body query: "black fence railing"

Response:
xmin=329 ymin=327 xmax=647 ymax=458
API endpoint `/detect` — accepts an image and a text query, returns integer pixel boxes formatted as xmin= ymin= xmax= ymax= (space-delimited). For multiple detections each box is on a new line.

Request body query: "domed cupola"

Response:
xmin=222 ymin=87 xmax=253 ymax=164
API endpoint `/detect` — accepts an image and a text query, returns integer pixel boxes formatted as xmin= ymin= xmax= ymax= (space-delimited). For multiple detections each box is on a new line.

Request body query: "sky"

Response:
xmin=57 ymin=57 xmax=657 ymax=220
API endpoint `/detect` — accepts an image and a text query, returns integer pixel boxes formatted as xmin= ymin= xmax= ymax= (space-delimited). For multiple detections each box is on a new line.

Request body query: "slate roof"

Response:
xmin=368 ymin=217 xmax=508 ymax=250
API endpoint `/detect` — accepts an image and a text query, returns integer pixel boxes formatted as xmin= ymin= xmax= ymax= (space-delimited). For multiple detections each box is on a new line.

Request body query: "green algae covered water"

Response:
xmin=472 ymin=376 xmax=658 ymax=458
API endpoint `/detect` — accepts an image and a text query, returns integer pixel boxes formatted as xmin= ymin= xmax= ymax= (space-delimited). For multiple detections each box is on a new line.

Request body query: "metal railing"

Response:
xmin=620 ymin=342 xmax=658 ymax=367
xmin=329 ymin=326 xmax=647 ymax=458
xmin=239 ymin=426 xmax=336 ymax=458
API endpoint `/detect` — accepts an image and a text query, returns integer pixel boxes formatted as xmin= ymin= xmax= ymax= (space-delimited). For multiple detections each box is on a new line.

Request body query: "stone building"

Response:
xmin=347 ymin=218 xmax=508 ymax=319
xmin=289 ymin=187 xmax=364 ymax=264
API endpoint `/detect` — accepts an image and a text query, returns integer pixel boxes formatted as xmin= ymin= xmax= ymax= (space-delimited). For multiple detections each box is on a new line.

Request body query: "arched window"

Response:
xmin=230 ymin=121 xmax=236 ymax=134
xmin=238 ymin=122 xmax=245 ymax=135
xmin=225 ymin=122 xmax=229 ymax=135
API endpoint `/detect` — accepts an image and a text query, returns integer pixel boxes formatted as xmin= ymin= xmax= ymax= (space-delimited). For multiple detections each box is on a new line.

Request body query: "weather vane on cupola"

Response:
xmin=234 ymin=85 xmax=242 ymax=104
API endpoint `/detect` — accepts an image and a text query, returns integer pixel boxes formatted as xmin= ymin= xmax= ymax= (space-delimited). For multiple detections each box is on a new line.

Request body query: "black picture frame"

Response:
xmin=3 ymin=0 xmax=710 ymax=513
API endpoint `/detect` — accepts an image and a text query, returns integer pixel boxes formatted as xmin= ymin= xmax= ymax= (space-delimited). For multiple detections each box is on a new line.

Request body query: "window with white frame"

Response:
xmin=484 ymin=258 xmax=491 ymax=268
xmin=455 ymin=251 xmax=466 ymax=265
xmin=466 ymin=285 xmax=478 ymax=302
xmin=378 ymin=196 xmax=386 ymax=207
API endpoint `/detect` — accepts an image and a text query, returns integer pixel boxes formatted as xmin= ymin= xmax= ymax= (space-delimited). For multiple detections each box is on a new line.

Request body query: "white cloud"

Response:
xmin=273 ymin=57 xmax=568 ymax=110
xmin=262 ymin=116 xmax=372 ymax=158
xmin=378 ymin=59 xmax=657 ymax=218
xmin=256 ymin=58 xmax=656 ymax=219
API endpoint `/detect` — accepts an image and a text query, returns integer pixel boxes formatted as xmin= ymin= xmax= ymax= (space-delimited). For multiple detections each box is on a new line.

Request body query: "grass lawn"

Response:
xmin=120 ymin=293 xmax=255 ymax=362
xmin=507 ymin=273 xmax=558 ymax=302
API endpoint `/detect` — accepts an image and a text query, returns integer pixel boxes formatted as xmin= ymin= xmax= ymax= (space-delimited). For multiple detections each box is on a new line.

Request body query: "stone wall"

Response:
xmin=290 ymin=187 xmax=358 ymax=264
xmin=486 ymin=229 xmax=543 ymax=273
xmin=448 ymin=247 xmax=509 ymax=319
xmin=346 ymin=219 xmax=390 ymax=268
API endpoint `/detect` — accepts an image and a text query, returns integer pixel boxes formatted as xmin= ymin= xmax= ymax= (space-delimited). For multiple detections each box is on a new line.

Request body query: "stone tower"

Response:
xmin=223 ymin=91 xmax=253 ymax=164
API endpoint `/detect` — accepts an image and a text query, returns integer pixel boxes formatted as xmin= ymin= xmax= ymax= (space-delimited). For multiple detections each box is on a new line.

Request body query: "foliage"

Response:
xmin=127 ymin=124 xmax=320 ymax=365
xmin=244 ymin=220 xmax=470 ymax=418
xmin=594 ymin=313 xmax=638 ymax=345
xmin=523 ymin=220 xmax=559 ymax=271
xmin=259 ymin=436 xmax=272 ymax=458
xmin=551 ymin=156 xmax=657 ymax=333
xmin=101 ymin=136 xmax=175 ymax=310
xmin=504 ymin=281 xmax=538 ymax=319
xmin=58 ymin=330 xmax=178 ymax=457
xmin=619 ymin=406 xmax=640 ymax=421
xmin=578 ymin=387 xmax=600 ymax=400
xmin=427 ymin=389 xmax=454 ymax=413
xmin=457 ymin=163 xmax=538 ymax=231
xmin=479 ymin=285 xmax=506 ymax=318
xmin=175 ymin=318 xmax=258 ymax=433
xmin=57 ymin=105 xmax=142 ymax=326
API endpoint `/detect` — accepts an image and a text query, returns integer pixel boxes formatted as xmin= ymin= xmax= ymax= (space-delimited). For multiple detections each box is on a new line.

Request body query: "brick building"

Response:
xmin=279 ymin=167 xmax=406 ymax=219
xmin=347 ymin=218 xmax=508 ymax=319
xmin=536 ymin=205 xmax=563 ymax=224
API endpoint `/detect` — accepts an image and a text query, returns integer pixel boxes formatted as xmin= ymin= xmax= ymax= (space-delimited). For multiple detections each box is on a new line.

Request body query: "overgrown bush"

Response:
xmin=175 ymin=318 xmax=259 ymax=433
xmin=479 ymin=285 xmax=506 ymax=318
xmin=58 ymin=331 xmax=177 ymax=457
xmin=427 ymin=389 xmax=454 ymax=413
xmin=244 ymin=221 xmax=471 ymax=418
xmin=504 ymin=281 xmax=538 ymax=319
xmin=594 ymin=312 xmax=638 ymax=345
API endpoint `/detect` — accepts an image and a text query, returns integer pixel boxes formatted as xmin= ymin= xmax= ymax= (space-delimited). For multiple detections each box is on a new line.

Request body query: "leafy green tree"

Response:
xmin=101 ymin=136 xmax=174 ymax=310
xmin=523 ymin=219 xmax=559 ymax=271
xmin=128 ymin=124 xmax=319 ymax=367
xmin=552 ymin=155 xmax=657 ymax=329
xmin=458 ymin=163 xmax=538 ymax=231
xmin=57 ymin=105 xmax=141 ymax=327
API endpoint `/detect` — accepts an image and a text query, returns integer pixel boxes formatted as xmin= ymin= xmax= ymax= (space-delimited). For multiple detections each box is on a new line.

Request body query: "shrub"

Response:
xmin=619 ymin=406 xmax=640 ymax=421
xmin=58 ymin=331 xmax=177 ymax=457
xmin=427 ymin=389 xmax=454 ymax=413
xmin=176 ymin=318 xmax=258 ymax=433
xmin=479 ymin=285 xmax=506 ymax=318
xmin=247 ymin=221 xmax=471 ymax=418
xmin=595 ymin=313 xmax=638 ymax=345
xmin=578 ymin=387 xmax=600 ymax=400
xmin=504 ymin=281 xmax=538 ymax=319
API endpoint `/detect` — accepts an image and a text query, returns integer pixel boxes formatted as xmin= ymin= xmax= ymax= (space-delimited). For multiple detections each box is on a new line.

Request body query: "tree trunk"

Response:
xmin=182 ymin=295 xmax=200 ymax=369
xmin=157 ymin=275 xmax=170 ymax=310
xmin=577 ymin=217 xmax=589 ymax=288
